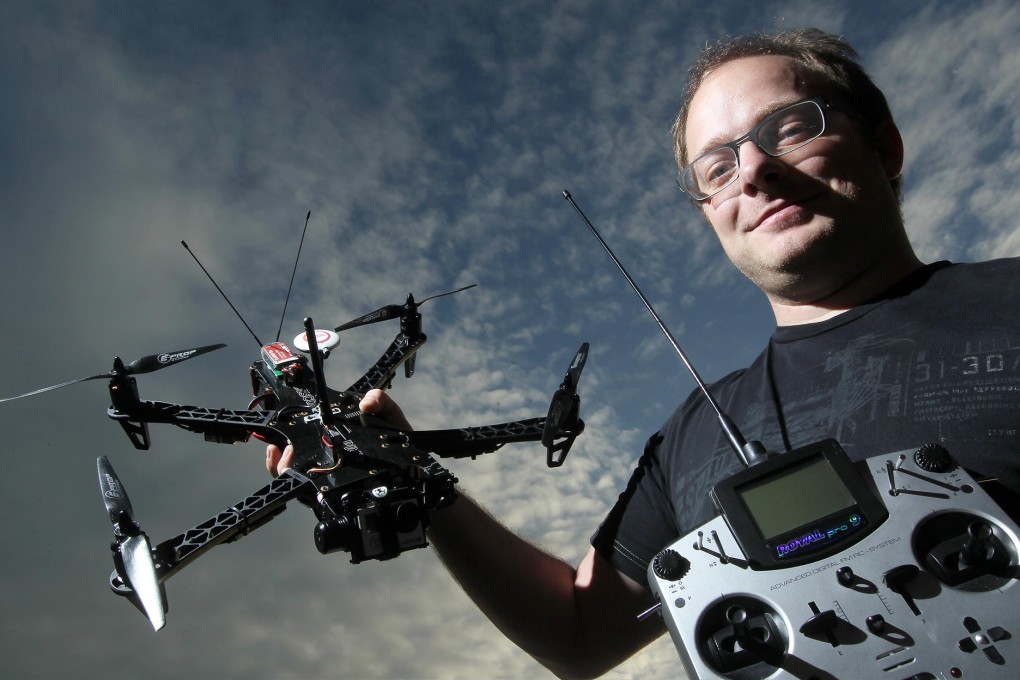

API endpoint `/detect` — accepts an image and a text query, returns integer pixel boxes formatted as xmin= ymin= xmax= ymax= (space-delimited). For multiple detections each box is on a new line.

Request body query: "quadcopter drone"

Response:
xmin=5 ymin=229 xmax=588 ymax=632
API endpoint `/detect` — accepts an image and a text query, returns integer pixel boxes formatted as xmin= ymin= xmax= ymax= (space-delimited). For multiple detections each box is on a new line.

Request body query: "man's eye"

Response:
xmin=780 ymin=121 xmax=808 ymax=137
xmin=779 ymin=121 xmax=814 ymax=140
xmin=703 ymin=159 xmax=736 ymax=184
xmin=765 ymin=116 xmax=820 ymax=149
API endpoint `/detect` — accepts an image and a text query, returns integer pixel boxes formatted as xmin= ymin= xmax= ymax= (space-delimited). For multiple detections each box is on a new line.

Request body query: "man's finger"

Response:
xmin=266 ymin=444 xmax=294 ymax=477
xmin=266 ymin=444 xmax=281 ymax=476
xmin=360 ymin=388 xmax=413 ymax=430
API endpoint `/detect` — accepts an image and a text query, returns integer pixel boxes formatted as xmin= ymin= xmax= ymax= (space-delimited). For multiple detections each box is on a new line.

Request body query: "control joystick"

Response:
xmin=702 ymin=599 xmax=787 ymax=675
xmin=960 ymin=521 xmax=997 ymax=568
xmin=921 ymin=514 xmax=1013 ymax=588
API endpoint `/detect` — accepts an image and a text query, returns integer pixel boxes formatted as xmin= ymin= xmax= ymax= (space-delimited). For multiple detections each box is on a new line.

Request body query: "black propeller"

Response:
xmin=97 ymin=456 xmax=166 ymax=630
xmin=0 ymin=343 xmax=226 ymax=404
xmin=334 ymin=285 xmax=477 ymax=332
xmin=542 ymin=342 xmax=589 ymax=467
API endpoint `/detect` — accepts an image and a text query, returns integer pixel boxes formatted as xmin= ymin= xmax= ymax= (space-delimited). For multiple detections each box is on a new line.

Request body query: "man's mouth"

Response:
xmin=748 ymin=194 xmax=820 ymax=232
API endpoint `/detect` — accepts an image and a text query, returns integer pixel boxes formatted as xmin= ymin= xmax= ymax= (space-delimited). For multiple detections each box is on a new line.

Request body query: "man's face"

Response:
xmin=684 ymin=55 xmax=903 ymax=304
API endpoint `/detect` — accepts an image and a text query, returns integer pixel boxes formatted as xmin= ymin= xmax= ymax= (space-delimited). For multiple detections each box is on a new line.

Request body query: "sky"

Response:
xmin=1 ymin=1 xmax=1018 ymax=678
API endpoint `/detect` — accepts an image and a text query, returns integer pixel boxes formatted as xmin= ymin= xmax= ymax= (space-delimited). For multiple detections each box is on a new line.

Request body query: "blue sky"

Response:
xmin=2 ymin=1 xmax=1018 ymax=678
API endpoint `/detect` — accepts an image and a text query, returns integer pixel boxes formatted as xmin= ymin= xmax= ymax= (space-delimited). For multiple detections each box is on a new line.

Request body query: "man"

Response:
xmin=269 ymin=28 xmax=1019 ymax=678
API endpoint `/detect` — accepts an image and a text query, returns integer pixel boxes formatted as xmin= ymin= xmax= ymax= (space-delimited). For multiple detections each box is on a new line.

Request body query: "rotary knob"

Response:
xmin=913 ymin=443 xmax=953 ymax=472
xmin=652 ymin=548 xmax=690 ymax=581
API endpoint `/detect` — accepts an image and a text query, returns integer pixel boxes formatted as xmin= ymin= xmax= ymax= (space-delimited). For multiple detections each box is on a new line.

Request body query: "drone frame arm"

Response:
xmin=409 ymin=415 xmax=584 ymax=465
xmin=110 ymin=469 xmax=315 ymax=593
xmin=108 ymin=367 xmax=315 ymax=450
xmin=344 ymin=330 xmax=427 ymax=398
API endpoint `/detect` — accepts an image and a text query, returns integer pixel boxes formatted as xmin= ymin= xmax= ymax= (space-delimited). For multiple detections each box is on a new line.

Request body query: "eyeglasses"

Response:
xmin=680 ymin=97 xmax=837 ymax=201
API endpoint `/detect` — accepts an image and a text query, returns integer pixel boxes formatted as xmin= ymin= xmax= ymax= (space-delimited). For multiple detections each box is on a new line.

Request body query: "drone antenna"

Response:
xmin=276 ymin=210 xmax=312 ymax=342
xmin=303 ymin=317 xmax=333 ymax=425
xmin=182 ymin=240 xmax=264 ymax=348
xmin=562 ymin=190 xmax=766 ymax=468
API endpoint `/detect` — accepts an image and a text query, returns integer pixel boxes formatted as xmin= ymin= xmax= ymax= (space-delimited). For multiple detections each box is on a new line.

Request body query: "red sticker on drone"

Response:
xmin=293 ymin=329 xmax=340 ymax=352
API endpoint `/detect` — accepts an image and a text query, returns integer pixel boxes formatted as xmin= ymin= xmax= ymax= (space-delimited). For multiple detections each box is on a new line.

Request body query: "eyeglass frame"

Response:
xmin=679 ymin=96 xmax=850 ymax=202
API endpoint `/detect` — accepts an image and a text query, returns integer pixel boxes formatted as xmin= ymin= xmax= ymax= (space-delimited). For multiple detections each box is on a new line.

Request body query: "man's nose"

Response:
xmin=736 ymin=139 xmax=787 ymax=194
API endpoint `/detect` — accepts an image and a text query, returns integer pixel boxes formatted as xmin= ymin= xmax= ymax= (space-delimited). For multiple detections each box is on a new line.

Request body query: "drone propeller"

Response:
xmin=334 ymin=284 xmax=477 ymax=332
xmin=542 ymin=342 xmax=589 ymax=467
xmin=97 ymin=456 xmax=166 ymax=630
xmin=0 ymin=343 xmax=226 ymax=404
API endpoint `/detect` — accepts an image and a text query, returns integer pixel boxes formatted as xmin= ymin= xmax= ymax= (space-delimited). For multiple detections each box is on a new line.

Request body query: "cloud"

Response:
xmin=871 ymin=0 xmax=1020 ymax=262
xmin=2 ymin=1 xmax=1018 ymax=678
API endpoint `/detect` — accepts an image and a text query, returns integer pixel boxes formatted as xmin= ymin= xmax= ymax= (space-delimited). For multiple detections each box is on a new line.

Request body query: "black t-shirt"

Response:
xmin=591 ymin=258 xmax=1020 ymax=585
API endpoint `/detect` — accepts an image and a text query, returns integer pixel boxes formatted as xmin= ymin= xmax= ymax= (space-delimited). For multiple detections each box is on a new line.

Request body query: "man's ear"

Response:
xmin=874 ymin=118 xmax=904 ymax=180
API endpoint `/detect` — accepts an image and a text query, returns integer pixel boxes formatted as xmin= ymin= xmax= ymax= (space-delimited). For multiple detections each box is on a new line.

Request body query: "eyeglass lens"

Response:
xmin=683 ymin=100 xmax=825 ymax=200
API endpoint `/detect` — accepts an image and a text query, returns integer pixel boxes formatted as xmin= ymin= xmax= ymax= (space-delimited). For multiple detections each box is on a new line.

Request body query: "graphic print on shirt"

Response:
xmin=672 ymin=325 xmax=1019 ymax=534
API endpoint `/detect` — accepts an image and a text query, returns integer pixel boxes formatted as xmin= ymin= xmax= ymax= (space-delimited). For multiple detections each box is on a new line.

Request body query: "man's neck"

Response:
xmin=768 ymin=251 xmax=925 ymax=326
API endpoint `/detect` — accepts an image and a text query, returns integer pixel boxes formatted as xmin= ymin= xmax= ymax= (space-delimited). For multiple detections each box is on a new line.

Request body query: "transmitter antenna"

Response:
xmin=182 ymin=240 xmax=264 ymax=348
xmin=276 ymin=210 xmax=312 ymax=342
xmin=562 ymin=190 xmax=767 ymax=468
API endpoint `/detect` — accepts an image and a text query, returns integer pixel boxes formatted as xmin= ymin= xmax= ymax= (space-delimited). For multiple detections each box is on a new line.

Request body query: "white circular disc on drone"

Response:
xmin=293 ymin=329 xmax=341 ymax=353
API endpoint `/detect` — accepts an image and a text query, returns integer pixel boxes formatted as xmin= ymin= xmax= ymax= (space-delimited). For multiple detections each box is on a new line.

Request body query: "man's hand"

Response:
xmin=358 ymin=387 xmax=413 ymax=431
xmin=265 ymin=388 xmax=412 ymax=477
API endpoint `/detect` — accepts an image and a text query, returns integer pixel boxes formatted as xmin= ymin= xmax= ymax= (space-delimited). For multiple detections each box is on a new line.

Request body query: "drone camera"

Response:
xmin=313 ymin=485 xmax=427 ymax=563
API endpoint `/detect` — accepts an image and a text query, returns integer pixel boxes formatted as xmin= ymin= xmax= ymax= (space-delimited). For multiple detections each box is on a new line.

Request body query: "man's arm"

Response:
xmin=266 ymin=390 xmax=665 ymax=678
xmin=427 ymin=492 xmax=664 ymax=679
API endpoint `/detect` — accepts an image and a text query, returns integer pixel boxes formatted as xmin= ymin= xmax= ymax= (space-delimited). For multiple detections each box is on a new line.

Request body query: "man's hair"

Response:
xmin=672 ymin=28 xmax=901 ymax=198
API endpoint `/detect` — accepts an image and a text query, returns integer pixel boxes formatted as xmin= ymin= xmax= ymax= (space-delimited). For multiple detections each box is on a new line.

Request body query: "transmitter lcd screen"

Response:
xmin=737 ymin=455 xmax=857 ymax=541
